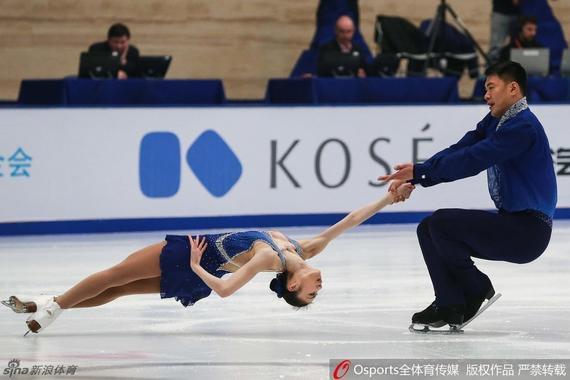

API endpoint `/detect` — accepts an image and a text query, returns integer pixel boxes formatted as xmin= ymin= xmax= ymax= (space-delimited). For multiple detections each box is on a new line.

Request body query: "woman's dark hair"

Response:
xmin=485 ymin=61 xmax=527 ymax=96
xmin=269 ymin=272 xmax=309 ymax=308
xmin=107 ymin=23 xmax=131 ymax=39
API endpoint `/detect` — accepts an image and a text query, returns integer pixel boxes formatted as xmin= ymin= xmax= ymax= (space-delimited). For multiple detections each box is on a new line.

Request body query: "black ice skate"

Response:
xmin=460 ymin=292 xmax=502 ymax=330
xmin=409 ymin=293 xmax=502 ymax=334
xmin=464 ymin=285 xmax=496 ymax=322
xmin=409 ymin=302 xmax=465 ymax=334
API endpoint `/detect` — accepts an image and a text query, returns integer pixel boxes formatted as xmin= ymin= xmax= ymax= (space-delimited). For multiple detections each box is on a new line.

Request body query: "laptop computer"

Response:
xmin=561 ymin=49 xmax=570 ymax=77
xmin=510 ymin=48 xmax=549 ymax=76
xmin=138 ymin=55 xmax=172 ymax=78
xmin=78 ymin=52 xmax=120 ymax=79
xmin=320 ymin=50 xmax=362 ymax=77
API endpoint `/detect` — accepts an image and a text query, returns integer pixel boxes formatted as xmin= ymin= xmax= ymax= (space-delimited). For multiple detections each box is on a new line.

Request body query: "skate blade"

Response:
xmin=1 ymin=299 xmax=15 ymax=310
xmin=459 ymin=293 xmax=502 ymax=329
xmin=409 ymin=323 xmax=464 ymax=334
xmin=1 ymin=296 xmax=34 ymax=313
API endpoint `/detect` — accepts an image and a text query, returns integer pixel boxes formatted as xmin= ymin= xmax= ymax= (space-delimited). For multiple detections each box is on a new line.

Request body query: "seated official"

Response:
xmin=317 ymin=15 xmax=367 ymax=78
xmin=499 ymin=15 xmax=543 ymax=62
xmin=89 ymin=23 xmax=140 ymax=79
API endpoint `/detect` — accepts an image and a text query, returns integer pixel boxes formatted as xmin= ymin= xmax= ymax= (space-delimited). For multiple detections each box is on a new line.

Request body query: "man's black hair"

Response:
xmin=485 ymin=61 xmax=528 ymax=96
xmin=518 ymin=15 xmax=538 ymax=29
xmin=107 ymin=23 xmax=130 ymax=39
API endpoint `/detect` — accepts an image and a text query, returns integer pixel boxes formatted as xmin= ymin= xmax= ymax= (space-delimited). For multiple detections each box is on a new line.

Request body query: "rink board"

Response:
xmin=0 ymin=105 xmax=568 ymax=234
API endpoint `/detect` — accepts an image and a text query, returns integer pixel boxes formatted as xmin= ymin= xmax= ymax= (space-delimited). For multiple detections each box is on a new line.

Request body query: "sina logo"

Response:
xmin=139 ymin=130 xmax=242 ymax=198
xmin=4 ymin=359 xmax=27 ymax=377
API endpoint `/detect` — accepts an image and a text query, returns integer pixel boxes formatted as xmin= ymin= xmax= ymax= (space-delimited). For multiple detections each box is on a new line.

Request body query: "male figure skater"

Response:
xmin=382 ymin=61 xmax=557 ymax=330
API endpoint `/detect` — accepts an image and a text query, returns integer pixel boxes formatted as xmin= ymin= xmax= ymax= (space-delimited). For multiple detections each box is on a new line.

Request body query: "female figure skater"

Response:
xmin=3 ymin=184 xmax=413 ymax=334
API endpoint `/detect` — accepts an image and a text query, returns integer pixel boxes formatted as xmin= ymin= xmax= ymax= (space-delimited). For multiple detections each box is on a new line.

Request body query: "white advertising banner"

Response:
xmin=0 ymin=105 xmax=568 ymax=224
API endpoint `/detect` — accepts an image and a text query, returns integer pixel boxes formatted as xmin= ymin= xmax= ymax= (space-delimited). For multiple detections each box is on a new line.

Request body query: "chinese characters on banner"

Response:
xmin=554 ymin=148 xmax=570 ymax=176
xmin=0 ymin=148 xmax=32 ymax=178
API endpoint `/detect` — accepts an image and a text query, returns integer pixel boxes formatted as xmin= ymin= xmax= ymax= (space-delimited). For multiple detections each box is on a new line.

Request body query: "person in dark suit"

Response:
xmin=317 ymin=15 xmax=368 ymax=77
xmin=499 ymin=16 xmax=543 ymax=62
xmin=89 ymin=23 xmax=140 ymax=79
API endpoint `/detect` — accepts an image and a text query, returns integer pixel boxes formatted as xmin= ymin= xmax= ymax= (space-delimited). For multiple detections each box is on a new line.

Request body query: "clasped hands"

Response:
xmin=378 ymin=163 xmax=416 ymax=203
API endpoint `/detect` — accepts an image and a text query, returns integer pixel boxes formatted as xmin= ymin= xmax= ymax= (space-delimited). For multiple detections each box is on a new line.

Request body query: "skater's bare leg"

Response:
xmin=70 ymin=277 xmax=161 ymax=308
xmin=55 ymin=242 xmax=165 ymax=309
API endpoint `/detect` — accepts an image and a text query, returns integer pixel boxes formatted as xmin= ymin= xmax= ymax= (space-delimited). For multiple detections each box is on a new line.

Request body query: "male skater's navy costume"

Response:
xmin=411 ymin=97 xmax=557 ymax=319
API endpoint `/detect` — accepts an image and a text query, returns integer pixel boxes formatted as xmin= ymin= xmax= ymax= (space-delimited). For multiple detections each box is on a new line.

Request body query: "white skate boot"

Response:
xmin=2 ymin=295 xmax=54 ymax=313
xmin=25 ymin=298 xmax=63 ymax=335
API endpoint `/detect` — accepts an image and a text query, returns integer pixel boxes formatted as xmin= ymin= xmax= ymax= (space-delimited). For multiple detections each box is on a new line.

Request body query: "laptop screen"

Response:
xmin=320 ymin=50 xmax=362 ymax=77
xmin=138 ymin=56 xmax=172 ymax=79
xmin=510 ymin=48 xmax=549 ymax=76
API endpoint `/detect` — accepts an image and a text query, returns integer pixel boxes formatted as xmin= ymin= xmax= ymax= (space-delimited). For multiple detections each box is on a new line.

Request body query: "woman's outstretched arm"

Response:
xmin=300 ymin=184 xmax=414 ymax=259
xmin=189 ymin=236 xmax=274 ymax=298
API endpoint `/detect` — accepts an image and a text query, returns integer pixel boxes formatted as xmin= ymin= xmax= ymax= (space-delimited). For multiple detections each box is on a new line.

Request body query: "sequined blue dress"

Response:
xmin=159 ymin=231 xmax=303 ymax=307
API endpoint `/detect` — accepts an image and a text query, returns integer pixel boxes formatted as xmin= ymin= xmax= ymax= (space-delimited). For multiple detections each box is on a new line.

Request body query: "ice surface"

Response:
xmin=1 ymin=222 xmax=569 ymax=379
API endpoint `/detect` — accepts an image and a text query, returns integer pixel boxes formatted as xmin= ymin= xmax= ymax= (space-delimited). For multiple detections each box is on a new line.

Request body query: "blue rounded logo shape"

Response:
xmin=139 ymin=132 xmax=181 ymax=198
xmin=187 ymin=130 xmax=242 ymax=197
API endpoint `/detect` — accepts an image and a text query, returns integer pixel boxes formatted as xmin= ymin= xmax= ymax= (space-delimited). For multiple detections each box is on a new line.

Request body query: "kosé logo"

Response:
xmin=139 ymin=130 xmax=242 ymax=198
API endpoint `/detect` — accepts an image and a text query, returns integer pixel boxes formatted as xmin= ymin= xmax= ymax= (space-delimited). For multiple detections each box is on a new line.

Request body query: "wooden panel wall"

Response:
xmin=0 ymin=0 xmax=569 ymax=100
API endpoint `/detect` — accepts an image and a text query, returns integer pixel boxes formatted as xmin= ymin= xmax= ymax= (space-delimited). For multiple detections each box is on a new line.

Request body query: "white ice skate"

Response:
xmin=1 ymin=295 xmax=54 ymax=314
xmin=25 ymin=298 xmax=63 ymax=335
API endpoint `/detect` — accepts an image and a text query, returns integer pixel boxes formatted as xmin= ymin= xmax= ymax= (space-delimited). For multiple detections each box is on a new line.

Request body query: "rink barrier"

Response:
xmin=0 ymin=208 xmax=568 ymax=236
xmin=1 ymin=105 xmax=568 ymax=236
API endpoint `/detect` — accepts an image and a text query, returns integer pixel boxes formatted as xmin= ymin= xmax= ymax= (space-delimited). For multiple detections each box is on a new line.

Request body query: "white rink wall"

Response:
xmin=0 ymin=105 xmax=568 ymax=233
